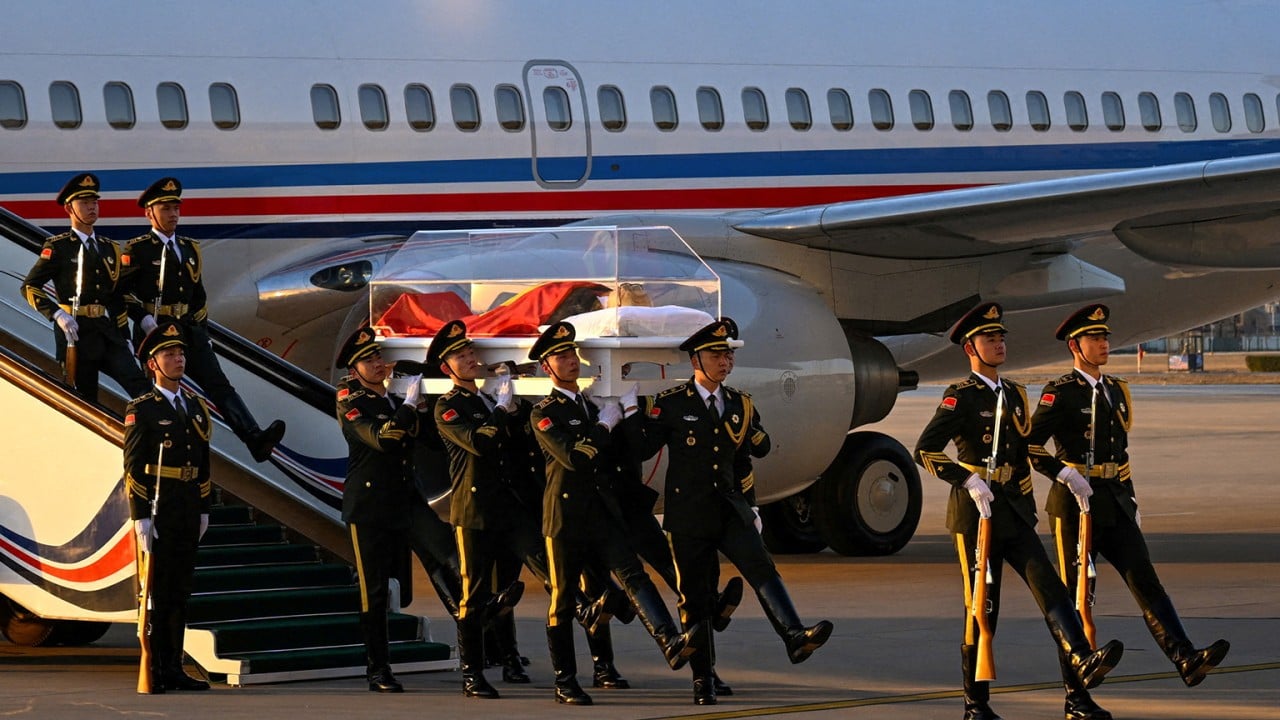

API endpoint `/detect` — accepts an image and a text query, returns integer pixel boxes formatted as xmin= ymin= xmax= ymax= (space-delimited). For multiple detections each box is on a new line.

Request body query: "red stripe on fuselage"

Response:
xmin=0 ymin=531 xmax=134 ymax=585
xmin=1 ymin=184 xmax=965 ymax=222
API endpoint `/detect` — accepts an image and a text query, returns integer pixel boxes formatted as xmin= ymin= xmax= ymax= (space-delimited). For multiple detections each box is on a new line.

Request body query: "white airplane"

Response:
xmin=4 ymin=0 xmax=1280 ymax=558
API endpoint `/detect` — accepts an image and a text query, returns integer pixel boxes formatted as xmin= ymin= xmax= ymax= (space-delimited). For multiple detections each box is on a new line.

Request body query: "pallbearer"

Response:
xmin=125 ymin=322 xmax=212 ymax=692
xmin=914 ymin=303 xmax=1123 ymax=720
xmin=638 ymin=318 xmax=831 ymax=706
xmin=1028 ymin=304 xmax=1229 ymax=713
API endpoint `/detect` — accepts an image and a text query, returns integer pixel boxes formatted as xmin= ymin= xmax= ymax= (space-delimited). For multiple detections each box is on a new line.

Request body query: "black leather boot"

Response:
xmin=426 ymin=564 xmax=462 ymax=622
xmin=547 ymin=624 xmax=592 ymax=705
xmin=585 ymin=621 xmax=629 ymax=688
xmin=756 ymin=576 xmax=834 ymax=664
xmin=961 ymin=643 xmax=1001 ymax=720
xmin=689 ymin=622 xmax=716 ymax=706
xmin=220 ymin=392 xmax=285 ymax=463
xmin=163 ymin=611 xmax=209 ymax=691
xmin=459 ymin=617 xmax=499 ymax=698
xmin=367 ymin=665 xmax=403 ymax=693
xmin=1142 ymin=595 xmax=1230 ymax=687
xmin=1044 ymin=603 xmax=1124 ymax=689
xmin=712 ymin=576 xmax=744 ymax=632
xmin=625 ymin=579 xmax=700 ymax=670
xmin=491 ymin=613 xmax=530 ymax=683
xmin=1059 ymin=649 xmax=1111 ymax=719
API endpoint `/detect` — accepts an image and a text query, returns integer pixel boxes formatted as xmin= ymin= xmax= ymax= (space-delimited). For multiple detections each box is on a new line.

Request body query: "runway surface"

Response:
xmin=2 ymin=384 xmax=1277 ymax=719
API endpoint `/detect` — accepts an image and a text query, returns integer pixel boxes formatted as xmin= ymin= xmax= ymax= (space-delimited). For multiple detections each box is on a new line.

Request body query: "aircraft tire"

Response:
xmin=0 ymin=597 xmax=56 ymax=647
xmin=760 ymin=487 xmax=828 ymax=554
xmin=812 ymin=431 xmax=921 ymax=556
xmin=47 ymin=620 xmax=111 ymax=646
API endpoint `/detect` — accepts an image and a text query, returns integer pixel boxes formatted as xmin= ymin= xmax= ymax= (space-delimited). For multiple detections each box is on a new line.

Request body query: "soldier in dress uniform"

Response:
xmin=119 ymin=177 xmax=284 ymax=462
xmin=1028 ymin=304 xmax=1229 ymax=707
xmin=21 ymin=172 xmax=150 ymax=402
xmin=527 ymin=322 xmax=700 ymax=706
xmin=639 ymin=318 xmax=831 ymax=706
xmin=429 ymin=320 xmax=554 ymax=699
xmin=125 ymin=321 xmax=212 ymax=693
xmin=913 ymin=302 xmax=1125 ymax=720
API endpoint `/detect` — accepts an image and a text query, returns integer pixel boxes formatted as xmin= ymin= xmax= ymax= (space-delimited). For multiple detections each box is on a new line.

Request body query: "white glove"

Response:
xmin=962 ymin=473 xmax=994 ymax=519
xmin=133 ymin=518 xmax=155 ymax=553
xmin=596 ymin=400 xmax=623 ymax=430
xmin=751 ymin=506 xmax=763 ymax=534
xmin=492 ymin=373 xmax=515 ymax=411
xmin=54 ymin=309 xmax=79 ymax=343
xmin=402 ymin=374 xmax=423 ymax=407
xmin=199 ymin=513 xmax=210 ymax=541
xmin=140 ymin=313 xmax=158 ymax=335
xmin=1057 ymin=466 xmax=1093 ymax=512
xmin=620 ymin=382 xmax=639 ymax=416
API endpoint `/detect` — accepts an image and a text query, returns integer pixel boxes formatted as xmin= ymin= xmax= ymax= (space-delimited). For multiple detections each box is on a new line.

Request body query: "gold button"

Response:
xmin=712 ymin=464 xmax=719 ymax=470
xmin=713 ymin=446 xmax=719 ymax=452
xmin=562 ymin=493 xmax=569 ymax=499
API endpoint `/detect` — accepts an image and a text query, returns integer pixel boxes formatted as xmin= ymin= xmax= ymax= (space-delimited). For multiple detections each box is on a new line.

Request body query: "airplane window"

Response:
xmin=869 ymin=89 xmax=894 ymax=130
xmin=209 ymin=82 xmax=240 ymax=130
xmin=542 ymin=86 xmax=571 ymax=131
xmin=785 ymin=88 xmax=811 ymax=131
xmin=909 ymin=89 xmax=934 ymax=131
xmin=650 ymin=86 xmax=677 ymax=131
xmin=495 ymin=85 xmax=525 ymax=131
xmin=49 ymin=81 xmax=82 ymax=130
xmin=310 ymin=84 xmax=341 ymax=130
xmin=1243 ymin=93 xmax=1264 ymax=133
xmin=404 ymin=84 xmax=435 ymax=131
xmin=1026 ymin=91 xmax=1050 ymax=131
xmin=598 ymin=85 xmax=626 ymax=132
xmin=1138 ymin=92 xmax=1161 ymax=131
xmin=697 ymin=87 xmax=723 ymax=131
xmin=0 ymin=81 xmax=27 ymax=129
xmin=1174 ymin=92 xmax=1196 ymax=132
xmin=450 ymin=84 xmax=480 ymax=131
xmin=359 ymin=84 xmax=389 ymax=131
xmin=743 ymin=87 xmax=769 ymax=131
xmin=157 ymin=82 xmax=188 ymax=130
xmin=104 ymin=82 xmax=135 ymax=130
xmin=1101 ymin=91 xmax=1125 ymax=131
xmin=949 ymin=90 xmax=973 ymax=131
xmin=827 ymin=89 xmax=852 ymax=131
xmin=986 ymin=90 xmax=1011 ymax=132
xmin=1209 ymin=92 xmax=1231 ymax=132
xmin=1064 ymin=91 xmax=1088 ymax=131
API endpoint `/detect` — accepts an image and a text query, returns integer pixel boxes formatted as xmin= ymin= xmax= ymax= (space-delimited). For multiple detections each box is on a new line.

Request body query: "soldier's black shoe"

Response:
xmin=501 ymin=656 xmax=531 ymax=684
xmin=1175 ymin=639 xmax=1229 ymax=687
xmin=963 ymin=701 xmax=1001 ymax=720
xmin=162 ymin=670 xmax=210 ymax=692
xmin=712 ymin=671 xmax=733 ymax=696
xmin=658 ymin=621 xmax=702 ymax=671
xmin=554 ymin=678 xmax=593 ymax=705
xmin=1070 ymin=640 xmax=1124 ymax=689
xmin=712 ymin=577 xmax=744 ymax=632
xmin=591 ymin=662 xmax=630 ymax=689
xmin=367 ymin=666 xmax=403 ymax=693
xmin=692 ymin=676 xmax=717 ymax=705
xmin=248 ymin=420 xmax=285 ymax=463
xmin=784 ymin=620 xmax=834 ymax=664
xmin=462 ymin=673 xmax=499 ymax=698
xmin=1065 ymin=690 xmax=1111 ymax=720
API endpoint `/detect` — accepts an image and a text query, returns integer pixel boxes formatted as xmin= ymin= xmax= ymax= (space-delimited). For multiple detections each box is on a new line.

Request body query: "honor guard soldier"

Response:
xmin=430 ymin=321 xmax=554 ymax=700
xmin=1028 ymin=304 xmax=1229 ymax=704
xmin=125 ymin=322 xmax=212 ymax=692
xmin=914 ymin=303 xmax=1124 ymax=720
xmin=21 ymin=172 xmax=150 ymax=402
xmin=528 ymin=322 xmax=699 ymax=706
xmin=119 ymin=177 xmax=284 ymax=462
xmin=639 ymin=318 xmax=831 ymax=706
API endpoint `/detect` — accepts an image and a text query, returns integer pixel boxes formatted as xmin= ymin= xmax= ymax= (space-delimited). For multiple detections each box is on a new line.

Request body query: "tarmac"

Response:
xmin=2 ymin=380 xmax=1278 ymax=719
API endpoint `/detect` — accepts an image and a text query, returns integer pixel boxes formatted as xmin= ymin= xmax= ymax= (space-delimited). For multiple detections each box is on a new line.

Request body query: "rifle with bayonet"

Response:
xmin=137 ymin=443 xmax=162 ymax=694
xmin=972 ymin=383 xmax=1003 ymax=682
xmin=65 ymin=243 xmax=84 ymax=387
xmin=1077 ymin=383 xmax=1099 ymax=648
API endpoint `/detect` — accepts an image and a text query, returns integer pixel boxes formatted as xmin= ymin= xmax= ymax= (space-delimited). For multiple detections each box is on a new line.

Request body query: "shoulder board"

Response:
xmin=534 ymin=396 xmax=556 ymax=409
xmin=1005 ymin=378 xmax=1026 ymax=390
xmin=723 ymin=384 xmax=749 ymax=399
xmin=442 ymin=387 xmax=461 ymax=400
xmin=179 ymin=235 xmax=198 ymax=245
xmin=190 ymin=394 xmax=211 ymax=415
xmin=953 ymin=378 xmax=979 ymax=390
xmin=656 ymin=384 xmax=687 ymax=399
xmin=49 ymin=232 xmax=74 ymax=243
xmin=1052 ymin=372 xmax=1079 ymax=386
xmin=1108 ymin=374 xmax=1129 ymax=386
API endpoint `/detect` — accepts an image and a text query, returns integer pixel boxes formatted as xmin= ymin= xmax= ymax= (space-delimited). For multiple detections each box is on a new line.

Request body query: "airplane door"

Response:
xmin=523 ymin=61 xmax=591 ymax=187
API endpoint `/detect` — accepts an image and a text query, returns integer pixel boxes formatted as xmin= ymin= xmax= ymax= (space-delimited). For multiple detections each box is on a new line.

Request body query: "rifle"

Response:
xmin=137 ymin=443 xmax=162 ymax=694
xmin=153 ymin=239 xmax=168 ymax=321
xmin=972 ymin=383 xmax=1004 ymax=682
xmin=65 ymin=243 xmax=84 ymax=388
xmin=1077 ymin=384 xmax=1099 ymax=648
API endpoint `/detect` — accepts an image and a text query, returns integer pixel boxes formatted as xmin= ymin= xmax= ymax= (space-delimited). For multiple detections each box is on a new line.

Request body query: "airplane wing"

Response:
xmin=734 ymin=152 xmax=1280 ymax=268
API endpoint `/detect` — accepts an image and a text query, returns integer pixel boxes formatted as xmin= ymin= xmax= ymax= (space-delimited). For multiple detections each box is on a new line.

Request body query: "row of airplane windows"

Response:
xmin=2 ymin=79 xmax=1279 ymax=136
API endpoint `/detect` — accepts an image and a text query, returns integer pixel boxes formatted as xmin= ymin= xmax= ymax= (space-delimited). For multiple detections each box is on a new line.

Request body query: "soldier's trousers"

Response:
xmin=348 ymin=521 xmax=407 ymax=670
xmin=1052 ymin=508 xmax=1167 ymax=616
